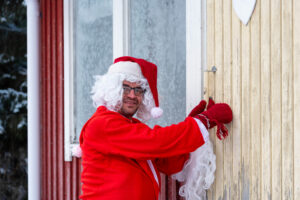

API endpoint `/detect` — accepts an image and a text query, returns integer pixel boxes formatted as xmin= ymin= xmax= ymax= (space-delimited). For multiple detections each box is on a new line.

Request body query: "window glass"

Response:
xmin=74 ymin=0 xmax=112 ymax=141
xmin=130 ymin=0 xmax=186 ymax=127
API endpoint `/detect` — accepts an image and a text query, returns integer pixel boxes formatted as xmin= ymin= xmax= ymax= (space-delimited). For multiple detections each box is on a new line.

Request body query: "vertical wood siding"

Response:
xmin=40 ymin=0 xmax=81 ymax=199
xmin=205 ymin=0 xmax=300 ymax=199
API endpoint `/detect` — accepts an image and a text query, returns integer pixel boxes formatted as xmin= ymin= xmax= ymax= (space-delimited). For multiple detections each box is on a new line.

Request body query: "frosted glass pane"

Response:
xmin=74 ymin=0 xmax=113 ymax=141
xmin=131 ymin=0 xmax=186 ymax=127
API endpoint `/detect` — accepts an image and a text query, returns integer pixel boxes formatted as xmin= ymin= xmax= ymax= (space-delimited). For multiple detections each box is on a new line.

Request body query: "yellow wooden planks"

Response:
xmin=214 ymin=0 xmax=224 ymax=198
xmin=293 ymin=0 xmax=300 ymax=199
xmin=250 ymin=0 xmax=261 ymax=199
xmin=241 ymin=10 xmax=251 ymax=200
xmin=282 ymin=0 xmax=294 ymax=199
xmin=260 ymin=0 xmax=272 ymax=199
xmin=231 ymin=4 xmax=242 ymax=200
xmin=204 ymin=1 xmax=299 ymax=200
xmin=206 ymin=0 xmax=215 ymax=198
xmin=271 ymin=0 xmax=282 ymax=199
xmin=223 ymin=0 xmax=233 ymax=199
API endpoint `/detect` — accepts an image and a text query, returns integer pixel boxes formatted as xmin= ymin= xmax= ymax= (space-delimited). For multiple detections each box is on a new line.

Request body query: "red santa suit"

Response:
xmin=79 ymin=106 xmax=206 ymax=200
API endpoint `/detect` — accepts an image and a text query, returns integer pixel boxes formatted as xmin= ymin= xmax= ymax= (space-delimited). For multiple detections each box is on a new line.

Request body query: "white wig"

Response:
xmin=91 ymin=72 xmax=156 ymax=122
xmin=172 ymin=124 xmax=216 ymax=200
xmin=172 ymin=139 xmax=216 ymax=200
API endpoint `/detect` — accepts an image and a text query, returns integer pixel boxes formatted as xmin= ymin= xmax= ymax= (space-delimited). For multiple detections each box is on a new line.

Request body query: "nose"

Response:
xmin=127 ymin=89 xmax=136 ymax=98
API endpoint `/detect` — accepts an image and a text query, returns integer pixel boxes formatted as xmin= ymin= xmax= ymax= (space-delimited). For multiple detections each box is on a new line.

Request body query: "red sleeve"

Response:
xmin=80 ymin=113 xmax=205 ymax=159
xmin=154 ymin=154 xmax=190 ymax=175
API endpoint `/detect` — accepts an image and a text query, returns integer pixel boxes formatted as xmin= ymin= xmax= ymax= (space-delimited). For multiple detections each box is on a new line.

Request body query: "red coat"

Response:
xmin=79 ymin=106 xmax=205 ymax=200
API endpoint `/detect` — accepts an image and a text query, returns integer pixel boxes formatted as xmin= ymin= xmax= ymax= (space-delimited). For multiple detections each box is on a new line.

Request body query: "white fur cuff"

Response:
xmin=193 ymin=118 xmax=210 ymax=143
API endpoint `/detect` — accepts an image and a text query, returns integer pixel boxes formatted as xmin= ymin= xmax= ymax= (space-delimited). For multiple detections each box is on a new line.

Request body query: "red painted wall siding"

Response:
xmin=40 ymin=0 xmax=81 ymax=199
xmin=40 ymin=1 xmax=182 ymax=199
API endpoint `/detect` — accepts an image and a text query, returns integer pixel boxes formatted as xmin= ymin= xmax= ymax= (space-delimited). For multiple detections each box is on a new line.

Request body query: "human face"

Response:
xmin=119 ymin=80 xmax=144 ymax=119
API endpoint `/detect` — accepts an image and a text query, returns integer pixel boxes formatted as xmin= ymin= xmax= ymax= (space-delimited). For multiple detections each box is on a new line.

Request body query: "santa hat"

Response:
xmin=109 ymin=56 xmax=163 ymax=118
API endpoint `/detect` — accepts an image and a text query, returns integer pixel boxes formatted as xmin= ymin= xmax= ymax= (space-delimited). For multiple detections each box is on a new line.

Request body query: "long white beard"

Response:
xmin=172 ymin=139 xmax=216 ymax=200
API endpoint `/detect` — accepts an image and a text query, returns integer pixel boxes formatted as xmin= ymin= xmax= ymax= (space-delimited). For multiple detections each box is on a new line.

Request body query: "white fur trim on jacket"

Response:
xmin=71 ymin=145 xmax=82 ymax=158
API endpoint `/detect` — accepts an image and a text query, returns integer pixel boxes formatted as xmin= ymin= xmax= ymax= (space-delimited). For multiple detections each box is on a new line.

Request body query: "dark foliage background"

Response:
xmin=0 ymin=0 xmax=27 ymax=199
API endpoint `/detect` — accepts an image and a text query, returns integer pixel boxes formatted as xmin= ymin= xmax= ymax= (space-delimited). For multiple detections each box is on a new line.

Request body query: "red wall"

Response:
xmin=40 ymin=0 xmax=182 ymax=199
xmin=40 ymin=0 xmax=81 ymax=199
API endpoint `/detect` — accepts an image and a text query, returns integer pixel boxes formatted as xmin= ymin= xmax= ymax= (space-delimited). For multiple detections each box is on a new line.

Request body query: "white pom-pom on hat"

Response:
xmin=151 ymin=107 xmax=163 ymax=119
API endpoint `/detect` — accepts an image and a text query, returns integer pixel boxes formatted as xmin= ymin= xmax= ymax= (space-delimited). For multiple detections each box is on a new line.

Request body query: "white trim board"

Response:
xmin=63 ymin=0 xmax=75 ymax=161
xmin=186 ymin=0 xmax=206 ymax=114
xmin=27 ymin=0 xmax=41 ymax=198
xmin=113 ymin=0 xmax=131 ymax=59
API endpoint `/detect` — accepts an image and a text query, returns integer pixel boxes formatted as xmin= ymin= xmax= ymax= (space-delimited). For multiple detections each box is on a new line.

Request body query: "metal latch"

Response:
xmin=205 ymin=66 xmax=217 ymax=72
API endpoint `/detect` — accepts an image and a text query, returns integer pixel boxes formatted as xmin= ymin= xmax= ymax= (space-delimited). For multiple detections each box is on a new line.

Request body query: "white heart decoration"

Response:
xmin=233 ymin=0 xmax=257 ymax=25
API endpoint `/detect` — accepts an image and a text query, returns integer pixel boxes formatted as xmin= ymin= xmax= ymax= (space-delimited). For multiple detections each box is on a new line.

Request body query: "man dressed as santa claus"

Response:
xmin=78 ymin=56 xmax=232 ymax=200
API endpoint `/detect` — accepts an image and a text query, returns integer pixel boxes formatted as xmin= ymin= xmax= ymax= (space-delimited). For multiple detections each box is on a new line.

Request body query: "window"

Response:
xmin=64 ymin=0 xmax=113 ymax=161
xmin=130 ymin=0 xmax=186 ymax=127
xmin=64 ymin=0 xmax=206 ymax=161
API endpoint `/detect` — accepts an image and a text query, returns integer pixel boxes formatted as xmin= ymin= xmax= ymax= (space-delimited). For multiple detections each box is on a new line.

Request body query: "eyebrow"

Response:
xmin=122 ymin=84 xmax=142 ymax=89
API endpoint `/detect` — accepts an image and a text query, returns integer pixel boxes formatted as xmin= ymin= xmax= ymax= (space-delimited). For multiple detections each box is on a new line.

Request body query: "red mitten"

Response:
xmin=188 ymin=100 xmax=207 ymax=117
xmin=207 ymin=97 xmax=215 ymax=110
xmin=195 ymin=102 xmax=233 ymax=140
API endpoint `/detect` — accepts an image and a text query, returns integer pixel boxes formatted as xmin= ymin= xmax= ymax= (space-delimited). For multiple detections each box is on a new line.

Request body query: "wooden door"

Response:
xmin=204 ymin=0 xmax=300 ymax=199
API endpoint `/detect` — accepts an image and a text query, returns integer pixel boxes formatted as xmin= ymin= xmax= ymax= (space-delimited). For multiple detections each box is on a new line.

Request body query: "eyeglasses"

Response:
xmin=122 ymin=85 xmax=145 ymax=96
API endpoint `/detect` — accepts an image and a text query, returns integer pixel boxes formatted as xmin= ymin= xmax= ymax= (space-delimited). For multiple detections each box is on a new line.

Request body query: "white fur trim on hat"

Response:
xmin=151 ymin=107 xmax=163 ymax=119
xmin=108 ymin=61 xmax=144 ymax=79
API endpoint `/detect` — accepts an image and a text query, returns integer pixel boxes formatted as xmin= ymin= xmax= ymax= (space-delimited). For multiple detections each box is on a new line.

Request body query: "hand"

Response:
xmin=194 ymin=99 xmax=233 ymax=140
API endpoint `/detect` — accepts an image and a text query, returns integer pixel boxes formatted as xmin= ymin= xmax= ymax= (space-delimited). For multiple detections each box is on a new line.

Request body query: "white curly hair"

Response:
xmin=91 ymin=72 xmax=156 ymax=122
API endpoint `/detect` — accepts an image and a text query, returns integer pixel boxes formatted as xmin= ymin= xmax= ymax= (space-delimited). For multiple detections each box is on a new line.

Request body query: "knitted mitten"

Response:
xmin=194 ymin=99 xmax=233 ymax=140
xmin=188 ymin=100 xmax=207 ymax=117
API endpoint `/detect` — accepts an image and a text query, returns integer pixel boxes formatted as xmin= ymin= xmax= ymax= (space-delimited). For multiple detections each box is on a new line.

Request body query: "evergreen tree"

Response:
xmin=0 ymin=0 xmax=27 ymax=199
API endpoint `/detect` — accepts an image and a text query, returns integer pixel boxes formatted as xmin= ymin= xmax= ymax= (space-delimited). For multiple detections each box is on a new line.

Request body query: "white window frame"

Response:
xmin=63 ymin=0 xmax=206 ymax=161
xmin=186 ymin=0 xmax=206 ymax=113
xmin=64 ymin=0 xmax=75 ymax=161
xmin=113 ymin=0 xmax=131 ymax=59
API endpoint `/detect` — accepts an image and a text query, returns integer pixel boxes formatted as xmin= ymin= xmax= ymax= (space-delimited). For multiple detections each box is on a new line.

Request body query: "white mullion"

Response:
xmin=186 ymin=0 xmax=206 ymax=114
xmin=113 ymin=0 xmax=131 ymax=59
xmin=64 ymin=0 xmax=75 ymax=161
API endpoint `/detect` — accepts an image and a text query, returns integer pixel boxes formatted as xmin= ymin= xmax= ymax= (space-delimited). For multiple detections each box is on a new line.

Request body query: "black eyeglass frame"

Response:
xmin=122 ymin=84 xmax=146 ymax=96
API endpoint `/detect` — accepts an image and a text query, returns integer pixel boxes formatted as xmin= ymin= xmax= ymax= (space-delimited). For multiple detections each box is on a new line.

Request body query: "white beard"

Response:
xmin=172 ymin=138 xmax=216 ymax=200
